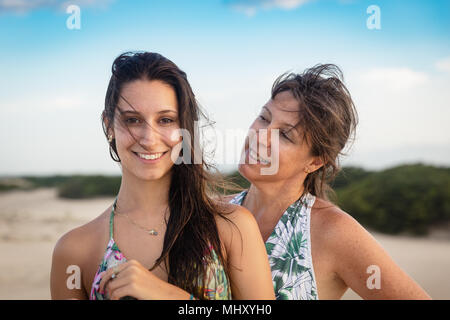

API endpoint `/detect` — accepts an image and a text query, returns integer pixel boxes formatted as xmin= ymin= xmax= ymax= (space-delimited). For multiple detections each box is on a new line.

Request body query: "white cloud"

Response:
xmin=359 ymin=67 xmax=429 ymax=91
xmin=272 ymin=0 xmax=311 ymax=9
xmin=0 ymin=0 xmax=113 ymax=14
xmin=226 ymin=0 xmax=313 ymax=16
xmin=435 ymin=57 xmax=450 ymax=73
xmin=344 ymin=65 xmax=450 ymax=169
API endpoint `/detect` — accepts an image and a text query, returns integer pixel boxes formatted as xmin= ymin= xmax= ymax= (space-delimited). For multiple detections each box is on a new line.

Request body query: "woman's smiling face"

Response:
xmin=239 ymin=90 xmax=320 ymax=185
xmin=111 ymin=79 xmax=182 ymax=181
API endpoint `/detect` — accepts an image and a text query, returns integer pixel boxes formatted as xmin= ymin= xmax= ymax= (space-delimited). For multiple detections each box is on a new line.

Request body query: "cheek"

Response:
xmin=275 ymin=144 xmax=303 ymax=173
xmin=167 ymin=128 xmax=184 ymax=147
xmin=114 ymin=130 xmax=135 ymax=152
xmin=274 ymin=144 xmax=289 ymax=165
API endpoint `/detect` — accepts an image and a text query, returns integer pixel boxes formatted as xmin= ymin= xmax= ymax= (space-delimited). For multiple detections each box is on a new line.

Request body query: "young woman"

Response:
xmin=50 ymin=52 xmax=275 ymax=300
xmin=226 ymin=64 xmax=431 ymax=300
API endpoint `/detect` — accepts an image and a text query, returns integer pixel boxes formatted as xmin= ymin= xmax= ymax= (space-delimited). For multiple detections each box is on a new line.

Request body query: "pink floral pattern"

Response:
xmin=90 ymin=208 xmax=231 ymax=300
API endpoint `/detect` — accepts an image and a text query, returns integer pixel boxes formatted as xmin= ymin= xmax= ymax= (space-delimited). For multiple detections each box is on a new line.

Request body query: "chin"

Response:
xmin=138 ymin=172 xmax=163 ymax=181
xmin=238 ymin=162 xmax=259 ymax=184
xmin=123 ymin=162 xmax=172 ymax=182
xmin=239 ymin=160 xmax=282 ymax=185
xmin=138 ymin=170 xmax=172 ymax=182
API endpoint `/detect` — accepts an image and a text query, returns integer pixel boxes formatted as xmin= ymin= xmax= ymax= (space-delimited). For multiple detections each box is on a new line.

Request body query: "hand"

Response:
xmin=98 ymin=259 xmax=163 ymax=300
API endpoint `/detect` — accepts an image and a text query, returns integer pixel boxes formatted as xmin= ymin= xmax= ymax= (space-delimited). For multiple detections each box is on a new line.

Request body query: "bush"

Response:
xmin=330 ymin=166 xmax=373 ymax=190
xmin=336 ymin=164 xmax=450 ymax=235
xmin=223 ymin=171 xmax=250 ymax=194
xmin=23 ymin=175 xmax=72 ymax=188
xmin=57 ymin=175 xmax=121 ymax=199
xmin=0 ymin=184 xmax=20 ymax=192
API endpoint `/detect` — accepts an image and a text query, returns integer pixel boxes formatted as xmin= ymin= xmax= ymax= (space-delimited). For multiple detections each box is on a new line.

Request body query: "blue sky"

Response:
xmin=0 ymin=0 xmax=449 ymax=175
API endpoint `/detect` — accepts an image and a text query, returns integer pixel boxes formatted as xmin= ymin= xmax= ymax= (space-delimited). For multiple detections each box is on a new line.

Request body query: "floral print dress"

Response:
xmin=230 ymin=190 xmax=318 ymax=300
xmin=90 ymin=201 xmax=231 ymax=300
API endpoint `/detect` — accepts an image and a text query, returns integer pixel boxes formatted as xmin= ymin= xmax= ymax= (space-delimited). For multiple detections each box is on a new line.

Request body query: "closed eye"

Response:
xmin=259 ymin=115 xmax=268 ymax=122
xmin=259 ymin=115 xmax=291 ymax=140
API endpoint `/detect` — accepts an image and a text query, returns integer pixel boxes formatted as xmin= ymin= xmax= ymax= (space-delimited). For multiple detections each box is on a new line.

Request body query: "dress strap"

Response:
xmin=230 ymin=189 xmax=248 ymax=205
xmin=109 ymin=197 xmax=118 ymax=240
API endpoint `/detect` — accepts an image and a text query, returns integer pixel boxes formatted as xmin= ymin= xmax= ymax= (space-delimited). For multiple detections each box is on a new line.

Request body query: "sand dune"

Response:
xmin=0 ymin=188 xmax=449 ymax=300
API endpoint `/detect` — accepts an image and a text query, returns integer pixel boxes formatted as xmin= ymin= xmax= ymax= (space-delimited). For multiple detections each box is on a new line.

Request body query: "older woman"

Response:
xmin=226 ymin=64 xmax=431 ymax=300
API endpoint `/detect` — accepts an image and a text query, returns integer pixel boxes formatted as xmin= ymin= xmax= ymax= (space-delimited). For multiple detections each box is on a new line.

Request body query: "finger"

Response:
xmin=105 ymin=275 xmax=131 ymax=298
xmin=98 ymin=263 xmax=128 ymax=294
xmin=109 ymin=284 xmax=137 ymax=301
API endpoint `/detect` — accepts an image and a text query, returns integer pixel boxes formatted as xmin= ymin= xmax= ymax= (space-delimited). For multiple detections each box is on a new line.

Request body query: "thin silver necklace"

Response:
xmin=113 ymin=199 xmax=167 ymax=236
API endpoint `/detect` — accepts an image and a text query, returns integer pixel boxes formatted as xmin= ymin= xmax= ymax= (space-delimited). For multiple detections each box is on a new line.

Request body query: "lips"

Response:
xmin=133 ymin=151 xmax=168 ymax=161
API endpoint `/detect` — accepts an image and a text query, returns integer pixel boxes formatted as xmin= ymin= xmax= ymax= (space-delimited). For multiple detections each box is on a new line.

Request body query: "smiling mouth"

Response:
xmin=133 ymin=151 xmax=168 ymax=160
xmin=248 ymin=148 xmax=271 ymax=165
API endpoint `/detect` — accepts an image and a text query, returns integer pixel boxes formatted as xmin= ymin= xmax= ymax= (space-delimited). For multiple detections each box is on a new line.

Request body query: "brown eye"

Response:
xmin=160 ymin=118 xmax=174 ymax=124
xmin=125 ymin=117 xmax=140 ymax=124
xmin=259 ymin=115 xmax=268 ymax=122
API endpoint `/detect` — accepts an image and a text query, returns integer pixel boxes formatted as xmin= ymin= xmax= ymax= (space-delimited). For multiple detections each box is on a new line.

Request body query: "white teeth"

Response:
xmin=249 ymin=149 xmax=270 ymax=164
xmin=137 ymin=152 xmax=164 ymax=160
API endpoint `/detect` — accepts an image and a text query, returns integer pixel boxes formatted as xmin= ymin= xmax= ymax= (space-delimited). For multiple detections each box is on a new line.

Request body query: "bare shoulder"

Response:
xmin=311 ymin=197 xmax=349 ymax=221
xmin=213 ymin=201 xmax=259 ymax=252
xmin=311 ymin=197 xmax=364 ymax=240
xmin=311 ymin=198 xmax=431 ymax=299
xmin=53 ymin=208 xmax=109 ymax=259
xmin=214 ymin=202 xmax=257 ymax=232
xmin=50 ymin=207 xmax=110 ymax=299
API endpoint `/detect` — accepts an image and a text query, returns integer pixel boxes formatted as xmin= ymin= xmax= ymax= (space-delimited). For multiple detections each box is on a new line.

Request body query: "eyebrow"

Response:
xmin=262 ymin=106 xmax=298 ymax=132
xmin=119 ymin=109 xmax=178 ymax=115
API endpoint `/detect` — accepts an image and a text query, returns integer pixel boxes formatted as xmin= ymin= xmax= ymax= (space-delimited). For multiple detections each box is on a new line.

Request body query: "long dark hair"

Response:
xmin=271 ymin=64 xmax=358 ymax=202
xmin=102 ymin=51 xmax=236 ymax=298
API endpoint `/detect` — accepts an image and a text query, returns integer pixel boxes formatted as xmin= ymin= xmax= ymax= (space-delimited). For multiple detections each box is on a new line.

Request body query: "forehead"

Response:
xmin=118 ymin=79 xmax=178 ymax=114
xmin=265 ymin=90 xmax=300 ymax=120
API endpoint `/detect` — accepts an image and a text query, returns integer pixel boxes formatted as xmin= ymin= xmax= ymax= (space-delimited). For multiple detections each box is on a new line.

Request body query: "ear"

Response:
xmin=102 ymin=111 xmax=115 ymax=137
xmin=304 ymin=156 xmax=324 ymax=174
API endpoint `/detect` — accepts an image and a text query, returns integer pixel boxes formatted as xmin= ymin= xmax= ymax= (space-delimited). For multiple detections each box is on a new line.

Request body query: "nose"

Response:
xmin=138 ymin=122 xmax=159 ymax=147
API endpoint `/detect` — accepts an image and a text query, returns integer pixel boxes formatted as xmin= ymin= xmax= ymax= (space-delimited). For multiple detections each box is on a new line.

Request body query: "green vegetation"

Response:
xmin=57 ymin=175 xmax=121 ymax=199
xmin=225 ymin=164 xmax=450 ymax=236
xmin=335 ymin=164 xmax=450 ymax=236
xmin=221 ymin=170 xmax=250 ymax=194
xmin=22 ymin=175 xmax=73 ymax=188
xmin=2 ymin=163 xmax=449 ymax=236
xmin=0 ymin=184 xmax=20 ymax=192
xmin=329 ymin=166 xmax=373 ymax=190
xmin=0 ymin=175 xmax=121 ymax=198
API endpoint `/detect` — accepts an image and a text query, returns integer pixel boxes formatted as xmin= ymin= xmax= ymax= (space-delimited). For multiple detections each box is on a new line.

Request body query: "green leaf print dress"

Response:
xmin=230 ymin=190 xmax=318 ymax=300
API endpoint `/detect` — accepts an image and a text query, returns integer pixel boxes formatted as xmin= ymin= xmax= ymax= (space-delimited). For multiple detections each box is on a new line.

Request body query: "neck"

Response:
xmin=243 ymin=178 xmax=305 ymax=220
xmin=115 ymin=169 xmax=172 ymax=219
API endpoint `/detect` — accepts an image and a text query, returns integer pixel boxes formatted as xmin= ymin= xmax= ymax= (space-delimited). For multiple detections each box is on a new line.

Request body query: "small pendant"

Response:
xmin=148 ymin=229 xmax=158 ymax=236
